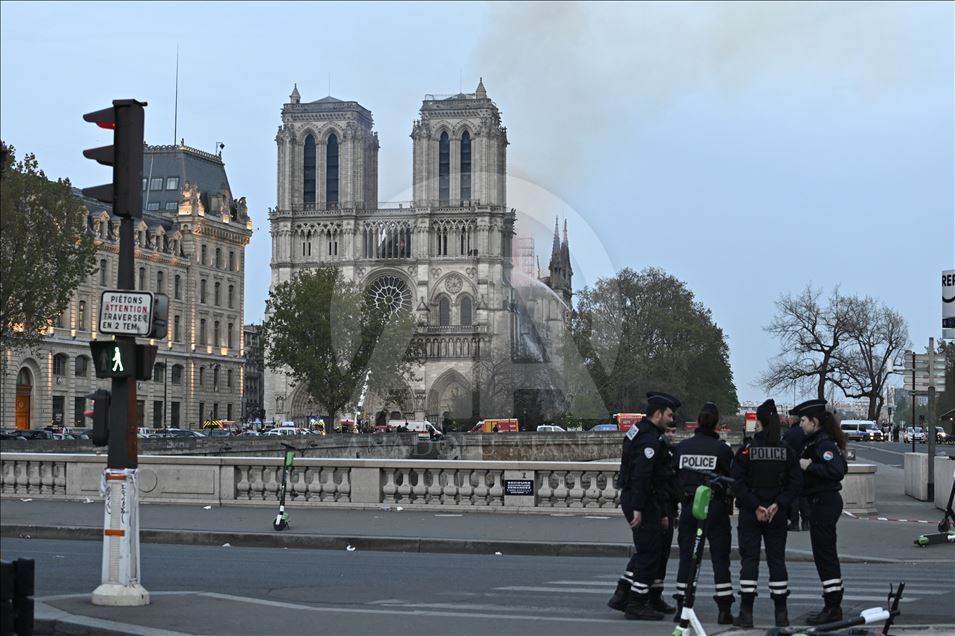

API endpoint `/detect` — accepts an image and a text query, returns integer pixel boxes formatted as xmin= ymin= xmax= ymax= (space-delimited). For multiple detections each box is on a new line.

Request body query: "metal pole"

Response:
xmin=163 ymin=361 xmax=168 ymax=431
xmin=927 ymin=338 xmax=937 ymax=501
xmin=911 ymin=351 xmax=916 ymax=454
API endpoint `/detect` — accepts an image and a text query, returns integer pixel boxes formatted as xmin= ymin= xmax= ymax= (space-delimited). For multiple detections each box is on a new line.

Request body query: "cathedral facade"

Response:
xmin=264 ymin=80 xmax=573 ymax=427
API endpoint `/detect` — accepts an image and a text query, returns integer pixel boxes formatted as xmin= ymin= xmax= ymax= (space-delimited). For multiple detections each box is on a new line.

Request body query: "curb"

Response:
xmin=0 ymin=524 xmax=916 ymax=563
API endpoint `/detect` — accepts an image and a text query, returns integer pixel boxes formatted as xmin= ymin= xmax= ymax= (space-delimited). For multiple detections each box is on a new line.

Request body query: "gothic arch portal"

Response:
xmin=426 ymin=369 xmax=472 ymax=423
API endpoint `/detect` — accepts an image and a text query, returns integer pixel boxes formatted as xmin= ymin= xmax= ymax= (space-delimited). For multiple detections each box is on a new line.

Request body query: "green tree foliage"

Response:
xmin=0 ymin=143 xmax=97 ymax=353
xmin=572 ymin=267 xmax=739 ymax=421
xmin=262 ymin=267 xmax=422 ymax=425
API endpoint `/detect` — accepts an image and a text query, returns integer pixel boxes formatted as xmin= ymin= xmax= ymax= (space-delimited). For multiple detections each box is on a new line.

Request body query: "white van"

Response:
xmin=387 ymin=420 xmax=443 ymax=439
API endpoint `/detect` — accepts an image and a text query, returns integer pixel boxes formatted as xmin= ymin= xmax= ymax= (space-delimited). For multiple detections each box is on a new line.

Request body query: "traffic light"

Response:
xmin=84 ymin=390 xmax=110 ymax=446
xmin=89 ymin=340 xmax=136 ymax=379
xmin=147 ymin=293 xmax=168 ymax=340
xmin=135 ymin=344 xmax=158 ymax=381
xmin=82 ymin=99 xmax=147 ymax=218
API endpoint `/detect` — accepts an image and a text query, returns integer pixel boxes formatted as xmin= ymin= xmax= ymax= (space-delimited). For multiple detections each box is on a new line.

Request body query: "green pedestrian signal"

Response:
xmin=89 ymin=340 xmax=135 ymax=379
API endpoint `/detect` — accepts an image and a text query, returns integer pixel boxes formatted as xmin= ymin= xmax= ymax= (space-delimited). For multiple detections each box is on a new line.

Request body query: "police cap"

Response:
xmin=790 ymin=398 xmax=827 ymax=418
xmin=757 ymin=399 xmax=777 ymax=419
xmin=700 ymin=401 xmax=719 ymax=419
xmin=646 ymin=391 xmax=681 ymax=410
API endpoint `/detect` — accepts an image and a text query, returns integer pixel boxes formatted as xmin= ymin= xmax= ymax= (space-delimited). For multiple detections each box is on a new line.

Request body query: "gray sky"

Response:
xmin=2 ymin=1 xmax=952 ymax=404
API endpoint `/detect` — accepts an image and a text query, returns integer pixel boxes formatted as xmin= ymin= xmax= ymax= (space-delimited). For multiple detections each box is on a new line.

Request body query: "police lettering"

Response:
xmin=749 ymin=446 xmax=787 ymax=461
xmin=679 ymin=454 xmax=717 ymax=470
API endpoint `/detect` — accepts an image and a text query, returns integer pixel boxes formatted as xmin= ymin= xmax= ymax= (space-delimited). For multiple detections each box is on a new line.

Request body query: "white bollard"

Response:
xmin=92 ymin=468 xmax=149 ymax=606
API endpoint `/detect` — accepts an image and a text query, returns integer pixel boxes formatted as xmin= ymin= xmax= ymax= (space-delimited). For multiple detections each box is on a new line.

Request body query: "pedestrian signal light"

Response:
xmin=85 ymin=389 xmax=110 ymax=446
xmin=89 ymin=340 xmax=135 ymax=379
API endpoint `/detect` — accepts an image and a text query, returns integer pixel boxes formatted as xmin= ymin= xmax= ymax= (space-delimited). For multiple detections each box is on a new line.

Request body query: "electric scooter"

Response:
xmin=914 ymin=470 xmax=955 ymax=547
xmin=672 ymin=470 xmax=736 ymax=636
xmin=767 ymin=582 xmax=905 ymax=636
xmin=273 ymin=442 xmax=297 ymax=531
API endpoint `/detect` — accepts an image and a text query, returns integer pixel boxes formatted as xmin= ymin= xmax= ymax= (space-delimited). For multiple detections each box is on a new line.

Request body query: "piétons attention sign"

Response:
xmin=98 ymin=290 xmax=154 ymax=336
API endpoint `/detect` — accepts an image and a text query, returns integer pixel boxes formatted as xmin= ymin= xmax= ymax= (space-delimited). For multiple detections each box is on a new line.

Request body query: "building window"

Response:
xmin=213 ymin=368 xmax=220 ymax=392
xmin=326 ymin=133 xmax=339 ymax=206
xmin=227 ymin=323 xmax=234 ymax=348
xmin=171 ymin=364 xmax=183 ymax=385
xmin=199 ymin=368 xmax=204 ymax=387
xmin=165 ymin=201 xmax=178 ymax=211
xmin=156 ymin=270 xmax=164 ymax=293
xmin=214 ymin=321 xmax=220 ymax=346
xmin=460 ymin=296 xmax=472 ymax=326
xmin=214 ymin=282 xmax=221 ymax=306
xmin=165 ymin=177 xmax=179 ymax=190
xmin=303 ymin=134 xmax=316 ymax=206
xmin=200 ymin=319 xmax=207 ymax=344
xmin=228 ymin=251 xmax=235 ymax=271
xmin=215 ymin=248 xmax=222 ymax=268
xmin=138 ymin=267 xmax=146 ymax=290
xmin=74 ymin=396 xmax=87 ymax=428
xmin=200 ymin=279 xmax=207 ymax=303
xmin=174 ymin=275 xmax=182 ymax=299
xmin=227 ymin=369 xmax=233 ymax=388
xmin=228 ymin=285 xmax=234 ymax=308
xmin=78 ymin=300 xmax=87 ymax=330
xmin=75 ymin=355 xmax=89 ymax=377
xmin=201 ymin=244 xmax=207 ymax=265
xmin=53 ymin=353 xmax=68 ymax=376
xmin=150 ymin=177 xmax=163 ymax=191
xmin=174 ymin=315 xmax=181 ymax=342
xmin=99 ymin=259 xmax=108 ymax=286
xmin=227 ymin=403 xmax=233 ymax=421
xmin=199 ymin=401 xmax=205 ymax=421
xmin=146 ymin=202 xmax=160 ymax=211
xmin=438 ymin=132 xmax=450 ymax=206
xmin=153 ymin=363 xmax=165 ymax=383
xmin=439 ymin=297 xmax=451 ymax=327
xmin=460 ymin=130 xmax=472 ymax=201
xmin=171 ymin=402 xmax=181 ymax=428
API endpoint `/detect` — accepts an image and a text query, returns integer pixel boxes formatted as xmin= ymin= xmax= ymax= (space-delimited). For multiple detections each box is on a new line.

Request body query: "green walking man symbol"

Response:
xmin=111 ymin=346 xmax=124 ymax=373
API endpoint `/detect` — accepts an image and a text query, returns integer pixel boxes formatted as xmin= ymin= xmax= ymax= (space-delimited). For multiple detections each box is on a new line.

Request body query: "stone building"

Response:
xmin=1 ymin=144 xmax=253 ymax=431
xmin=265 ymin=80 xmax=575 ymax=428
xmin=242 ymin=324 xmax=265 ymax=422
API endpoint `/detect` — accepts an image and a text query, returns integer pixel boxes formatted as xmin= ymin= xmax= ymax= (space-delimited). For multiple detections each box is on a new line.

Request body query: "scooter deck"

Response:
xmin=915 ymin=530 xmax=955 ymax=546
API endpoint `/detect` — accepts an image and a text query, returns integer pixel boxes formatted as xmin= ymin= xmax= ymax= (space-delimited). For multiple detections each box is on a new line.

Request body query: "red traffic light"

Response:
xmin=81 ymin=99 xmax=147 ymax=217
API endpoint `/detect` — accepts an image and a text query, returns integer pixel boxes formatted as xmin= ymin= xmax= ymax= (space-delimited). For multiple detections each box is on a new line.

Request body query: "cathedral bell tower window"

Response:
xmin=460 ymin=131 xmax=471 ymax=202
xmin=438 ymin=132 xmax=450 ymax=206
xmin=303 ymin=134 xmax=316 ymax=207
xmin=326 ymin=134 xmax=339 ymax=207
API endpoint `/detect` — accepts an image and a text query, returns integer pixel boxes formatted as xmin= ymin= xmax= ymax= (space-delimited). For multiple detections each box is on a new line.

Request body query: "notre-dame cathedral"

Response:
xmin=264 ymin=79 xmax=576 ymax=427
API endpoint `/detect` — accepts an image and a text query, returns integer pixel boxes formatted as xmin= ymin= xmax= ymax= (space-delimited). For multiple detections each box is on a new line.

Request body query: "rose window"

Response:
xmin=367 ymin=275 xmax=412 ymax=314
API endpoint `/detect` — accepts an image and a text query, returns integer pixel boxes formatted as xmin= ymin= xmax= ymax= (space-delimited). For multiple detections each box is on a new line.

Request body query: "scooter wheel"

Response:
xmin=274 ymin=518 xmax=289 ymax=531
xmin=940 ymin=519 xmax=951 ymax=533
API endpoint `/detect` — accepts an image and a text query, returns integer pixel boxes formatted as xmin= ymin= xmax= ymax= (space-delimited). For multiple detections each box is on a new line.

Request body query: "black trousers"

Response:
xmin=737 ymin=506 xmax=789 ymax=598
xmin=788 ymin=496 xmax=811 ymax=526
xmin=626 ymin=504 xmax=663 ymax=598
xmin=675 ymin=498 xmax=733 ymax=607
xmin=808 ymin=491 xmax=844 ymax=602
xmin=651 ymin=514 xmax=676 ymax=592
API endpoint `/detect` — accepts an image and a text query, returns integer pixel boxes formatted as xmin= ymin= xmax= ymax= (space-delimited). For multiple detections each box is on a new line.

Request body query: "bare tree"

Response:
xmin=831 ymin=298 xmax=909 ymax=420
xmin=760 ymin=286 xmax=856 ymax=400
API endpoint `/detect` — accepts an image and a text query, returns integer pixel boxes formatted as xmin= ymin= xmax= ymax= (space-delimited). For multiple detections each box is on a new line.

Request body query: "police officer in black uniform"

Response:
xmin=792 ymin=398 xmax=849 ymax=625
xmin=607 ymin=391 xmax=680 ymax=621
xmin=651 ymin=419 xmax=681 ymax=615
xmin=731 ymin=399 xmax=802 ymax=628
xmin=672 ymin=402 xmax=735 ymax=624
xmin=782 ymin=413 xmax=810 ymax=531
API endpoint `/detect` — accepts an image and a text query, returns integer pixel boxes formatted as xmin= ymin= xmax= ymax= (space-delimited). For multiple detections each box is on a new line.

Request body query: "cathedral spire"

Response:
xmin=475 ymin=77 xmax=487 ymax=99
xmin=290 ymin=83 xmax=301 ymax=104
xmin=551 ymin=216 xmax=560 ymax=259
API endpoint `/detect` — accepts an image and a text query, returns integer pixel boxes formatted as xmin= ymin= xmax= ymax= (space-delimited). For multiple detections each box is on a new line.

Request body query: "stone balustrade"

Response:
xmin=0 ymin=453 xmax=877 ymax=514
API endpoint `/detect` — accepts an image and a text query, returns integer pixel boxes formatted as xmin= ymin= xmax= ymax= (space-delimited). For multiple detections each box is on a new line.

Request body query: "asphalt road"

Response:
xmin=850 ymin=441 xmax=955 ymax=468
xmin=3 ymin=538 xmax=953 ymax=635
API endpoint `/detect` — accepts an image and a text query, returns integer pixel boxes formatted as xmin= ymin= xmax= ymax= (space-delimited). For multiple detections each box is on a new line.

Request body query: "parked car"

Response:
xmin=536 ymin=424 xmax=566 ymax=433
xmin=206 ymin=428 xmax=233 ymax=438
xmin=903 ymin=427 xmax=927 ymax=443
xmin=589 ymin=423 xmax=619 ymax=432
xmin=14 ymin=429 xmax=54 ymax=440
xmin=840 ymin=420 xmax=883 ymax=442
xmin=236 ymin=430 xmax=261 ymax=437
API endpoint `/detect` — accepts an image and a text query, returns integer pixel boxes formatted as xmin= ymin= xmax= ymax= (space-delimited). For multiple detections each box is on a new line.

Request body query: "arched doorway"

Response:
xmin=426 ymin=369 xmax=472 ymax=431
xmin=15 ymin=367 xmax=33 ymax=430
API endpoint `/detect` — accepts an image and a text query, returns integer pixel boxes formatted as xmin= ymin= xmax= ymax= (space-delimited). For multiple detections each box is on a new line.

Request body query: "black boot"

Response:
xmin=625 ymin=595 xmax=664 ymax=621
xmin=787 ymin=521 xmax=799 ymax=531
xmin=717 ymin=600 xmax=735 ymax=625
xmin=672 ymin=597 xmax=684 ymax=623
xmin=607 ymin=580 xmax=629 ymax=612
xmin=734 ymin=593 xmax=755 ymax=628
xmin=649 ymin=589 xmax=675 ymax=613
xmin=806 ymin=591 xmax=842 ymax=625
xmin=773 ymin=595 xmax=789 ymax=627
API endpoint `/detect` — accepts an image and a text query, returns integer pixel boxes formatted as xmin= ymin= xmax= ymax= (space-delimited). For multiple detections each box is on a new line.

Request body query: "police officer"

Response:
xmin=782 ymin=413 xmax=810 ymax=531
xmin=607 ymin=391 xmax=680 ymax=621
xmin=731 ymin=399 xmax=802 ymax=628
xmin=672 ymin=402 xmax=735 ymax=624
xmin=650 ymin=419 xmax=681 ymax=615
xmin=792 ymin=398 xmax=849 ymax=625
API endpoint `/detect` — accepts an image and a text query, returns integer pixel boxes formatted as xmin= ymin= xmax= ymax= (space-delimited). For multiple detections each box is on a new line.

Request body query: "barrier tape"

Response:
xmin=843 ymin=510 xmax=934 ymax=524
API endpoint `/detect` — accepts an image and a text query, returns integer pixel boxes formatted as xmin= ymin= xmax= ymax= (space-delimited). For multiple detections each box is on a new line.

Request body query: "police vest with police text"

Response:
xmin=744 ymin=440 xmax=788 ymax=489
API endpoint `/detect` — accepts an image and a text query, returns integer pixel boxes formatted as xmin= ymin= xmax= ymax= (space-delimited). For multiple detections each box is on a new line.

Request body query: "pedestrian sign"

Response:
xmin=90 ymin=340 xmax=136 ymax=379
xmin=99 ymin=290 xmax=154 ymax=336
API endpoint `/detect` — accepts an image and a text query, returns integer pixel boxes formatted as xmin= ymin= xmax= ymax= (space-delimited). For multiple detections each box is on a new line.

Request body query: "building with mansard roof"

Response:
xmin=265 ymin=80 xmax=574 ymax=428
xmin=1 ymin=144 xmax=252 ymax=431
